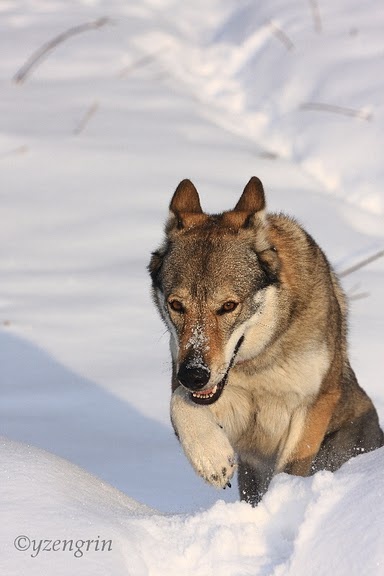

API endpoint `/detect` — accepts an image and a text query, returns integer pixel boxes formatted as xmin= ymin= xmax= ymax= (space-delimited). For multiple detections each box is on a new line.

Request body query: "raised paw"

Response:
xmin=170 ymin=388 xmax=236 ymax=489
xmin=207 ymin=458 xmax=236 ymax=489
xmin=190 ymin=428 xmax=236 ymax=489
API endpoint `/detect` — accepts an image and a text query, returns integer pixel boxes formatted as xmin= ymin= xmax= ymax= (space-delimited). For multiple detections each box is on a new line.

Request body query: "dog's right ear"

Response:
xmin=167 ymin=179 xmax=204 ymax=231
xmin=170 ymin=179 xmax=202 ymax=214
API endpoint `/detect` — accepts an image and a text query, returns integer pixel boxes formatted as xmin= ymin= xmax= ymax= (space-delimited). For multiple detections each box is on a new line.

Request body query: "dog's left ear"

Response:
xmin=237 ymin=178 xmax=279 ymax=277
xmin=224 ymin=177 xmax=266 ymax=231
xmin=230 ymin=177 xmax=276 ymax=262
xmin=234 ymin=177 xmax=265 ymax=214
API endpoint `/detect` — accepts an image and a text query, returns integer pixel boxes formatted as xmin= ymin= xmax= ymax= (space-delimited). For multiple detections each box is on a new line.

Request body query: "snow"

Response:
xmin=0 ymin=0 xmax=383 ymax=574
xmin=2 ymin=438 xmax=384 ymax=575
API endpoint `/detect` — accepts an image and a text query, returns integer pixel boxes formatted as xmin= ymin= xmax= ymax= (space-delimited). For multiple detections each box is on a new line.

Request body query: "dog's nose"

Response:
xmin=177 ymin=363 xmax=211 ymax=390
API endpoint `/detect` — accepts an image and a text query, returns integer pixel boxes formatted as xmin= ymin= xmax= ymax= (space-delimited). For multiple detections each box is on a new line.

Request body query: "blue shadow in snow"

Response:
xmin=0 ymin=330 xmax=236 ymax=512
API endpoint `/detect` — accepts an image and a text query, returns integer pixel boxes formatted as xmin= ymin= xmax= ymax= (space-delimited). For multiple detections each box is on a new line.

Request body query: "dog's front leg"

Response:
xmin=170 ymin=386 xmax=236 ymax=489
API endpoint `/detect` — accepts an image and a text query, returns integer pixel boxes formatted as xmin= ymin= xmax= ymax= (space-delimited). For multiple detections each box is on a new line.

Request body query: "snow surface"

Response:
xmin=1 ymin=438 xmax=384 ymax=576
xmin=1 ymin=0 xmax=384 ymax=574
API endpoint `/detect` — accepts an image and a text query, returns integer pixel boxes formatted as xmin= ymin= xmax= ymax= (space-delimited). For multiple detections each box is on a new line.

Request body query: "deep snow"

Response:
xmin=1 ymin=0 xmax=384 ymax=574
xmin=1 ymin=438 xmax=384 ymax=576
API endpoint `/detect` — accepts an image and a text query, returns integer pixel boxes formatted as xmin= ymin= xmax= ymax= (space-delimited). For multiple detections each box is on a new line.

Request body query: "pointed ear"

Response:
xmin=168 ymin=179 xmax=206 ymax=230
xmin=223 ymin=177 xmax=266 ymax=229
xmin=234 ymin=177 xmax=265 ymax=213
xmin=170 ymin=179 xmax=202 ymax=215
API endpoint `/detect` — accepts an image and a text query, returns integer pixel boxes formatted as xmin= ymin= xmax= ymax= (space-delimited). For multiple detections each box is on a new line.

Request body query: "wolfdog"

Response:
xmin=149 ymin=177 xmax=383 ymax=505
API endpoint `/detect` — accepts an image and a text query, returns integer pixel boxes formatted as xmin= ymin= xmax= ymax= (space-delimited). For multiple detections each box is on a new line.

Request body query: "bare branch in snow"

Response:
xmin=258 ymin=149 xmax=280 ymax=160
xmin=13 ymin=17 xmax=111 ymax=84
xmin=269 ymin=21 xmax=295 ymax=51
xmin=309 ymin=0 xmax=322 ymax=33
xmin=73 ymin=101 xmax=100 ymax=135
xmin=118 ymin=53 xmax=161 ymax=78
xmin=340 ymin=250 xmax=384 ymax=277
xmin=301 ymin=102 xmax=372 ymax=121
xmin=349 ymin=292 xmax=370 ymax=301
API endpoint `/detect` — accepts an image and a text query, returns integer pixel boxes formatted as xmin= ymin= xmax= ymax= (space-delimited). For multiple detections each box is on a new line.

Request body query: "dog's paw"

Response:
xmin=187 ymin=426 xmax=236 ymax=489
xmin=170 ymin=388 xmax=236 ymax=489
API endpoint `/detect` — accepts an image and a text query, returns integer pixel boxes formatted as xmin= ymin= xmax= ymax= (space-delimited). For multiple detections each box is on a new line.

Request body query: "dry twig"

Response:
xmin=119 ymin=53 xmax=160 ymax=78
xmin=301 ymin=102 xmax=372 ymax=121
xmin=269 ymin=21 xmax=295 ymax=51
xmin=340 ymin=250 xmax=384 ymax=278
xmin=13 ymin=17 xmax=111 ymax=84
xmin=309 ymin=0 xmax=322 ymax=33
xmin=349 ymin=292 xmax=370 ymax=301
xmin=73 ymin=100 xmax=100 ymax=135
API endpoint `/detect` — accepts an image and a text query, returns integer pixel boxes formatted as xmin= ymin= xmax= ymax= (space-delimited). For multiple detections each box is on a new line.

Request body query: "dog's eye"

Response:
xmin=168 ymin=300 xmax=185 ymax=313
xmin=218 ymin=301 xmax=238 ymax=315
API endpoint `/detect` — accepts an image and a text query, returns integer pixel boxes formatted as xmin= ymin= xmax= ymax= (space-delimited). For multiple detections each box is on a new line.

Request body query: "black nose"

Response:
xmin=177 ymin=362 xmax=211 ymax=391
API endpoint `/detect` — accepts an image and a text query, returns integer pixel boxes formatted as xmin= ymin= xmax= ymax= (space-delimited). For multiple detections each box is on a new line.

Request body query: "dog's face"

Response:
xmin=149 ymin=178 xmax=280 ymax=405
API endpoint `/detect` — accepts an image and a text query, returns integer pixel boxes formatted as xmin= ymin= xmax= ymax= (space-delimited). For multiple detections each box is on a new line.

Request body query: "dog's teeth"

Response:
xmin=192 ymin=384 xmax=218 ymax=399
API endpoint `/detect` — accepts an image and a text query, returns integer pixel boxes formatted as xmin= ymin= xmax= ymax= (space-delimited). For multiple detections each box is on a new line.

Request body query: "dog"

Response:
xmin=148 ymin=177 xmax=383 ymax=505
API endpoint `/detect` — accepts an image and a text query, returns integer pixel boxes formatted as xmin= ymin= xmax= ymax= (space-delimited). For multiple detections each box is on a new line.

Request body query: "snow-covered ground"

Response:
xmin=2 ymin=438 xmax=384 ymax=576
xmin=1 ymin=1 xmax=383 ymax=574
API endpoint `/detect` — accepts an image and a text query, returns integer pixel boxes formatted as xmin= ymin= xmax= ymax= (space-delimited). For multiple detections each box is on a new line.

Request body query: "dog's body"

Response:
xmin=149 ymin=177 xmax=383 ymax=505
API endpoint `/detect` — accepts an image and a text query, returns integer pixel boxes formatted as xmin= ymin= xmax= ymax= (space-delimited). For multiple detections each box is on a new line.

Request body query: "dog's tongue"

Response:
xmin=197 ymin=387 xmax=215 ymax=396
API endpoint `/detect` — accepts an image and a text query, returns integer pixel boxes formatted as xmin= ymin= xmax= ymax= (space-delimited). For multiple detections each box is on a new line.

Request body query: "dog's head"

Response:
xmin=149 ymin=177 xmax=280 ymax=405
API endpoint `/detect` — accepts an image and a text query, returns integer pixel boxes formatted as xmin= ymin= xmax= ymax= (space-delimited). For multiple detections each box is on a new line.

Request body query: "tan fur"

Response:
xmin=288 ymin=388 xmax=341 ymax=475
xmin=149 ymin=177 xmax=383 ymax=504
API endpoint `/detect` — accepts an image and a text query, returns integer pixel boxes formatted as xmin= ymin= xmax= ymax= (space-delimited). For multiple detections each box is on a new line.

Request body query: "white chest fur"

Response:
xmin=213 ymin=342 xmax=329 ymax=468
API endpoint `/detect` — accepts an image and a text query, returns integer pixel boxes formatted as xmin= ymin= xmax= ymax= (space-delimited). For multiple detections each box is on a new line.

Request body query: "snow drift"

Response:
xmin=1 ymin=438 xmax=384 ymax=575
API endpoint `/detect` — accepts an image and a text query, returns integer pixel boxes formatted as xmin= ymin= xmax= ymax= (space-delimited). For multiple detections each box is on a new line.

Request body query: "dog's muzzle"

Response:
xmin=178 ymin=336 xmax=244 ymax=406
xmin=177 ymin=363 xmax=211 ymax=391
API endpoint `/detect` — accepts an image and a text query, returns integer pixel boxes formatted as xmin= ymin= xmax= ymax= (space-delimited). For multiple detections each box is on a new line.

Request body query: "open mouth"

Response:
xmin=190 ymin=381 xmax=225 ymax=405
xmin=188 ymin=336 xmax=244 ymax=406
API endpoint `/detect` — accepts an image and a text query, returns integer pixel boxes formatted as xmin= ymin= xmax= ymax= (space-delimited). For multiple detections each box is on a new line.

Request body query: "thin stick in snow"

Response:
xmin=73 ymin=101 xmax=99 ymax=135
xmin=13 ymin=17 xmax=111 ymax=84
xmin=309 ymin=0 xmax=322 ymax=33
xmin=301 ymin=102 xmax=372 ymax=121
xmin=118 ymin=53 xmax=160 ymax=78
xmin=269 ymin=21 xmax=295 ymax=51
xmin=349 ymin=292 xmax=370 ymax=301
xmin=347 ymin=282 xmax=369 ymax=301
xmin=339 ymin=250 xmax=384 ymax=277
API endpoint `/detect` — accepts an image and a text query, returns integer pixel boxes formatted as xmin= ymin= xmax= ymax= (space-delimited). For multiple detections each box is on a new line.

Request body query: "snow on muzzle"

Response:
xmin=177 ymin=336 xmax=244 ymax=406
